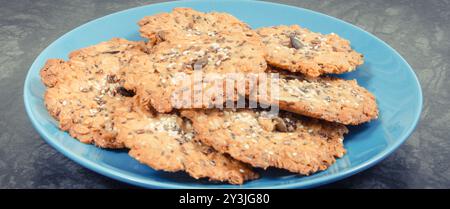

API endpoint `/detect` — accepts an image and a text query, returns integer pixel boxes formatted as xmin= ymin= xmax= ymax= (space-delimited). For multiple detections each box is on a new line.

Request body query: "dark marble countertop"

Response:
xmin=1 ymin=0 xmax=448 ymax=189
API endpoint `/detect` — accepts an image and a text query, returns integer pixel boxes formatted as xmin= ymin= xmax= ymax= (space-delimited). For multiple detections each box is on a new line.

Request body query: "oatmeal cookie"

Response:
xmin=250 ymin=69 xmax=378 ymax=125
xmin=119 ymin=33 xmax=266 ymax=113
xmin=257 ymin=25 xmax=364 ymax=77
xmin=182 ymin=109 xmax=348 ymax=175
xmin=115 ymin=107 xmax=259 ymax=184
xmin=40 ymin=38 xmax=146 ymax=148
xmin=138 ymin=8 xmax=257 ymax=43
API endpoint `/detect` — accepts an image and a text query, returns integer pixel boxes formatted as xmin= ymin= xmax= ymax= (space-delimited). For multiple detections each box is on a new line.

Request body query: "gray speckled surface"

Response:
xmin=0 ymin=0 xmax=448 ymax=189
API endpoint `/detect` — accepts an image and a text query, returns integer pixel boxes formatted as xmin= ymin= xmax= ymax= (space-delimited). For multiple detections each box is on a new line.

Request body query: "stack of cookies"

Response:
xmin=40 ymin=8 xmax=378 ymax=185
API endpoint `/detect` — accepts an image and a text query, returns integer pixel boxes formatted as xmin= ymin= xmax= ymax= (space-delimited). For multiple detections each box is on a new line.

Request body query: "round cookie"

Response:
xmin=114 ymin=107 xmax=259 ymax=185
xmin=182 ymin=109 xmax=348 ymax=175
xmin=257 ymin=25 xmax=364 ymax=77
xmin=138 ymin=8 xmax=257 ymax=43
xmin=40 ymin=38 xmax=146 ymax=148
xmin=120 ymin=32 xmax=267 ymax=113
xmin=251 ymin=68 xmax=378 ymax=125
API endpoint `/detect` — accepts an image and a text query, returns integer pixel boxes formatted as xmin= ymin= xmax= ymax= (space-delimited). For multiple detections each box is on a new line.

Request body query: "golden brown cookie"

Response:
xmin=182 ymin=109 xmax=348 ymax=175
xmin=250 ymin=69 xmax=378 ymax=125
xmin=119 ymin=33 xmax=267 ymax=113
xmin=257 ymin=25 xmax=364 ymax=77
xmin=138 ymin=8 xmax=256 ymax=44
xmin=40 ymin=38 xmax=146 ymax=148
xmin=114 ymin=107 xmax=259 ymax=184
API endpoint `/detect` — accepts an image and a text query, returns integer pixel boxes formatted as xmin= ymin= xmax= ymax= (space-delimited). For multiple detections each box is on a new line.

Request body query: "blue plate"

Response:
xmin=23 ymin=0 xmax=422 ymax=188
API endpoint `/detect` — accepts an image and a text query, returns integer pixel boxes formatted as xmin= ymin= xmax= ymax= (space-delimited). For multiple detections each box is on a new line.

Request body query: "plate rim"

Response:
xmin=23 ymin=0 xmax=423 ymax=189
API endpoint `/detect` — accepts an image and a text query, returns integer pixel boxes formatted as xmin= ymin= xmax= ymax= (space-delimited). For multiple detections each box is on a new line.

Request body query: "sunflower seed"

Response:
xmin=274 ymin=117 xmax=288 ymax=132
xmin=289 ymin=33 xmax=304 ymax=49
xmin=193 ymin=57 xmax=208 ymax=71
